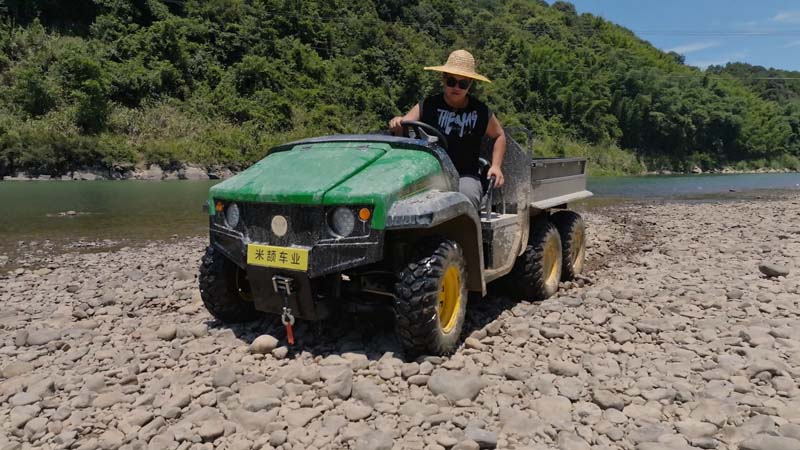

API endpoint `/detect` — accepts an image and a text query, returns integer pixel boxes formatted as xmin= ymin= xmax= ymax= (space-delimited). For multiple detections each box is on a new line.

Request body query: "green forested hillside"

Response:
xmin=708 ymin=63 xmax=800 ymax=105
xmin=1 ymin=0 xmax=798 ymax=177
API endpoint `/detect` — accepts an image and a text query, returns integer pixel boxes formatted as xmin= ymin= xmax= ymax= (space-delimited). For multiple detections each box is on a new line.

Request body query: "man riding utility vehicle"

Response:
xmin=199 ymin=50 xmax=592 ymax=356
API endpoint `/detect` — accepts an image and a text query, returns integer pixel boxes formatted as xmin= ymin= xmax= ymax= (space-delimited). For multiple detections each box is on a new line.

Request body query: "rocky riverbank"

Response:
xmin=645 ymin=167 xmax=799 ymax=176
xmin=1 ymin=198 xmax=799 ymax=450
xmin=1 ymin=164 xmax=234 ymax=182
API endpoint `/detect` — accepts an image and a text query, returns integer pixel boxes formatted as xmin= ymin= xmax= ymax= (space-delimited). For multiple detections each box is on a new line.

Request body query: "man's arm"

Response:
xmin=485 ymin=114 xmax=506 ymax=187
xmin=388 ymin=104 xmax=421 ymax=136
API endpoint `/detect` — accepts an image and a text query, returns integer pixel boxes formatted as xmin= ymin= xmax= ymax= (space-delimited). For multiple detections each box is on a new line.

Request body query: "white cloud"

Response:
xmin=772 ymin=11 xmax=800 ymax=23
xmin=666 ymin=41 xmax=720 ymax=55
xmin=785 ymin=40 xmax=800 ymax=48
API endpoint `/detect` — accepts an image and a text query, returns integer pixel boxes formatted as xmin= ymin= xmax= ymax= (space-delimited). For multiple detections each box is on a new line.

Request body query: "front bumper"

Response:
xmin=210 ymin=222 xmax=384 ymax=277
xmin=208 ymin=207 xmax=384 ymax=320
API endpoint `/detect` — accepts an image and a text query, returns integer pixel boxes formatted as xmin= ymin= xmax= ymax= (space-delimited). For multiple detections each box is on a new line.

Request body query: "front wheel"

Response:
xmin=198 ymin=246 xmax=262 ymax=322
xmin=393 ymin=239 xmax=468 ymax=356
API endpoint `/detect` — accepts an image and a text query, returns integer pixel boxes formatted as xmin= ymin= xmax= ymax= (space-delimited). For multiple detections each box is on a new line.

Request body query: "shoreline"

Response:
xmin=2 ymin=167 xmax=798 ymax=182
xmin=0 ymin=165 xmax=233 ymax=182
xmin=642 ymin=167 xmax=799 ymax=176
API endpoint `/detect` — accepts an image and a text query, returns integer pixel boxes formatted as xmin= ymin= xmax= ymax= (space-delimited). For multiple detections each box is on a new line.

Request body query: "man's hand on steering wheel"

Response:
xmin=397 ymin=120 xmax=449 ymax=151
xmin=388 ymin=116 xmax=405 ymax=135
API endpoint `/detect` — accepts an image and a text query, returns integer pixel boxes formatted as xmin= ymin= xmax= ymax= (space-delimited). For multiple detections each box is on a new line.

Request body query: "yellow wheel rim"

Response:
xmin=571 ymin=227 xmax=585 ymax=271
xmin=438 ymin=266 xmax=462 ymax=333
xmin=543 ymin=235 xmax=560 ymax=286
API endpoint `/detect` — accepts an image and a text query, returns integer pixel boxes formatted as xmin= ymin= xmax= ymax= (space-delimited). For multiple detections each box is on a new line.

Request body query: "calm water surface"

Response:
xmin=588 ymin=172 xmax=800 ymax=198
xmin=1 ymin=173 xmax=799 ymax=251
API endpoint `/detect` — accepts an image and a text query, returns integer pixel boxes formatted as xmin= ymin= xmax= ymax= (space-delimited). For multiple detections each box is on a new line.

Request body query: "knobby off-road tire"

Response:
xmin=393 ymin=239 xmax=468 ymax=356
xmin=505 ymin=221 xmax=563 ymax=300
xmin=199 ymin=246 xmax=262 ymax=323
xmin=551 ymin=210 xmax=586 ymax=281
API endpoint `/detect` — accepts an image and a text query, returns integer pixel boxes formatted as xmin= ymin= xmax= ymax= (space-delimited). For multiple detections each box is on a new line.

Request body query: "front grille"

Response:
xmin=241 ymin=203 xmax=326 ymax=246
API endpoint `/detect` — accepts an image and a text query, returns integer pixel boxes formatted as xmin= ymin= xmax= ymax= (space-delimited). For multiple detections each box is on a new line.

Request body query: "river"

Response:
xmin=1 ymin=173 xmax=798 ymax=258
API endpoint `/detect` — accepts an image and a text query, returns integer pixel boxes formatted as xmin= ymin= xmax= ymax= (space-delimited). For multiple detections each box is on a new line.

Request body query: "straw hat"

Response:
xmin=424 ymin=49 xmax=491 ymax=83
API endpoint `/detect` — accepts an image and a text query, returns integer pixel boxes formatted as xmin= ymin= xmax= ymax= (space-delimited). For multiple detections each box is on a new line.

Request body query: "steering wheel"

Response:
xmin=400 ymin=120 xmax=448 ymax=151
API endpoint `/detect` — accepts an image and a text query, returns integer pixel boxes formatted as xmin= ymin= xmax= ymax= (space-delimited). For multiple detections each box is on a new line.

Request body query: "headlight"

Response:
xmin=329 ymin=207 xmax=355 ymax=237
xmin=225 ymin=203 xmax=240 ymax=228
xmin=271 ymin=215 xmax=288 ymax=236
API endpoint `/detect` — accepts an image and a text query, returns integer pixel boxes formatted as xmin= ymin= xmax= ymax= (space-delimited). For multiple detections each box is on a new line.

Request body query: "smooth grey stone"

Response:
xmin=325 ymin=366 xmax=353 ymax=400
xmin=355 ymin=430 xmax=393 ymax=450
xmin=26 ymin=328 xmax=60 ymax=345
xmin=428 ymin=370 xmax=484 ymax=403
xmin=464 ymin=428 xmax=498 ymax=449
xmin=740 ymin=435 xmax=800 ymax=450
xmin=212 ymin=366 xmax=236 ymax=388
xmin=759 ymin=263 xmax=789 ymax=277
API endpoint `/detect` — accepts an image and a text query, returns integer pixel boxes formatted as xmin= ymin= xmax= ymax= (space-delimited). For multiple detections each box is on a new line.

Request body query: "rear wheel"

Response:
xmin=393 ymin=239 xmax=468 ymax=356
xmin=504 ymin=221 xmax=562 ymax=300
xmin=551 ymin=210 xmax=586 ymax=280
xmin=199 ymin=246 xmax=262 ymax=322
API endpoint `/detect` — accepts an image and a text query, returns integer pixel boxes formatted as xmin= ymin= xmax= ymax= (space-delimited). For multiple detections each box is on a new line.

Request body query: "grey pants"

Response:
xmin=459 ymin=176 xmax=483 ymax=211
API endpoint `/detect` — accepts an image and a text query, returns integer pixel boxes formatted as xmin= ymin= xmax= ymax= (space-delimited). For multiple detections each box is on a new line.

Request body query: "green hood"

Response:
xmin=210 ymin=141 xmax=446 ymax=229
xmin=210 ymin=142 xmax=388 ymax=204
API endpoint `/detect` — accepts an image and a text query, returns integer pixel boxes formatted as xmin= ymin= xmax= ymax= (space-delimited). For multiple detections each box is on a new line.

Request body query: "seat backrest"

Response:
xmin=479 ymin=129 xmax=532 ymax=214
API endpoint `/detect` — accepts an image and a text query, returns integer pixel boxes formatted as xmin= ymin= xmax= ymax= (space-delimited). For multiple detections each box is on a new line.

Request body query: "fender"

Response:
xmin=385 ymin=190 xmax=486 ymax=294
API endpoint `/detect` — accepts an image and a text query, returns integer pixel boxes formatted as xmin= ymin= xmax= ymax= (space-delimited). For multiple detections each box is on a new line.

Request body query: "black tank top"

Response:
xmin=420 ymin=93 xmax=490 ymax=178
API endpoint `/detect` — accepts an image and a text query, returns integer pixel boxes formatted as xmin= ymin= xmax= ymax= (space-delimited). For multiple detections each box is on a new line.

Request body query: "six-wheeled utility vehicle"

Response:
xmin=200 ymin=122 xmax=592 ymax=355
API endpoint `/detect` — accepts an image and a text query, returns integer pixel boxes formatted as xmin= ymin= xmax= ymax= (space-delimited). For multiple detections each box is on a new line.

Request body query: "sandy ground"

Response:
xmin=1 ymin=196 xmax=799 ymax=450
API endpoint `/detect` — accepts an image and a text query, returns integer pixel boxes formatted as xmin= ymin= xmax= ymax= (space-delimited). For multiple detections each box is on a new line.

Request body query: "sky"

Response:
xmin=555 ymin=0 xmax=800 ymax=71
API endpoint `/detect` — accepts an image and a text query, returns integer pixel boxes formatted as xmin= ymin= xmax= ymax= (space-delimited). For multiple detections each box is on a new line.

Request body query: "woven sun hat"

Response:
xmin=424 ymin=49 xmax=491 ymax=83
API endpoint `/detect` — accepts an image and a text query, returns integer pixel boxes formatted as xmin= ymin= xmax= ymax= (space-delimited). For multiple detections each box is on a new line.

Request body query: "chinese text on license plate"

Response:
xmin=247 ymin=244 xmax=309 ymax=271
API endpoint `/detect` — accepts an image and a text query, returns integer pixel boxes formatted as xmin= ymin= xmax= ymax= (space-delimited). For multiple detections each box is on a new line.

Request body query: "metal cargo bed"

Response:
xmin=480 ymin=129 xmax=593 ymax=213
xmin=529 ymin=157 xmax=592 ymax=210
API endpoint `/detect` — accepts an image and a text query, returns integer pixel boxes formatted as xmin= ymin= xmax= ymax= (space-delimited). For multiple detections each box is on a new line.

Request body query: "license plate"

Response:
xmin=247 ymin=244 xmax=309 ymax=271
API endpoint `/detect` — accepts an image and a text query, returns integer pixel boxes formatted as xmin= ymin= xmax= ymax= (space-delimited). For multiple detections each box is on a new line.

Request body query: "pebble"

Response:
xmin=249 ymin=334 xmax=279 ymax=354
xmin=453 ymin=440 xmax=481 ymax=450
xmin=344 ymin=402 xmax=373 ymax=421
xmin=10 ymin=392 xmax=40 ymax=407
xmin=401 ymin=362 xmax=420 ymax=378
xmin=269 ymin=429 xmax=288 ymax=446
xmin=156 ymin=324 xmax=177 ymax=340
xmin=593 ymin=389 xmax=625 ymax=410
xmin=198 ymin=421 xmax=224 ymax=441
xmin=464 ymin=428 xmax=498 ymax=449
xmin=428 ymin=370 xmax=484 ymax=402
xmin=557 ymin=431 xmax=590 ymax=450
xmin=92 ymin=391 xmax=130 ymax=408
xmin=549 ymin=360 xmax=581 ymax=376
xmin=212 ymin=365 xmax=236 ymax=388
xmin=2 ymin=362 xmax=34 ymax=378
xmin=272 ymin=346 xmax=289 ymax=359
xmin=758 ymin=263 xmax=790 ymax=277
xmin=286 ymin=407 xmax=321 ymax=428
xmin=325 ymin=366 xmax=353 ymax=399
xmin=355 ymin=430 xmax=393 ymax=450
xmin=26 ymin=328 xmax=60 ymax=345
xmin=353 ymin=379 xmax=385 ymax=406
xmin=740 ymin=434 xmax=800 ymax=450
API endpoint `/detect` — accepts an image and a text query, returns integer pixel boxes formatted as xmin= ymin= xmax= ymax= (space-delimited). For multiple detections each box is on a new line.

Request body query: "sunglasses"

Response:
xmin=445 ymin=76 xmax=472 ymax=90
